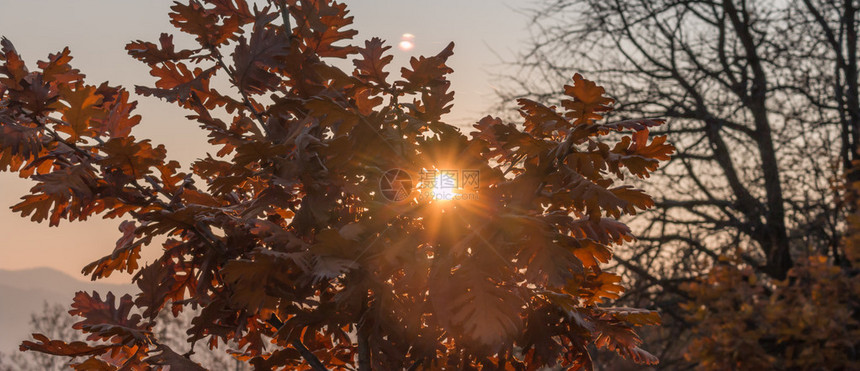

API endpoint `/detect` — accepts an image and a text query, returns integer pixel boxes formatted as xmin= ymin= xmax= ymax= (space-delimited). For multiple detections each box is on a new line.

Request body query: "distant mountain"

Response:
xmin=0 ymin=267 xmax=134 ymax=354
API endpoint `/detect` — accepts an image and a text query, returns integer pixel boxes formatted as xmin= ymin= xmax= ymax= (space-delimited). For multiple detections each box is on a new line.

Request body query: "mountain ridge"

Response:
xmin=0 ymin=267 xmax=135 ymax=354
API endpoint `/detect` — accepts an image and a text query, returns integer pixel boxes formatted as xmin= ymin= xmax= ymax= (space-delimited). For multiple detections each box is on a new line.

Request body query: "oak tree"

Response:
xmin=0 ymin=0 xmax=671 ymax=369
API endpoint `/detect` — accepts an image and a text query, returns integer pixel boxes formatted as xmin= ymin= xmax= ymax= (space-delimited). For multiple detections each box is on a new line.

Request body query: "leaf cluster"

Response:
xmin=0 ymin=1 xmax=672 ymax=369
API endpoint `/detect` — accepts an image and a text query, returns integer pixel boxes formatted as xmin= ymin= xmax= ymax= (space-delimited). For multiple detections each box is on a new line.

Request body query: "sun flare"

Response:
xmin=431 ymin=173 xmax=458 ymax=201
xmin=398 ymin=33 xmax=415 ymax=51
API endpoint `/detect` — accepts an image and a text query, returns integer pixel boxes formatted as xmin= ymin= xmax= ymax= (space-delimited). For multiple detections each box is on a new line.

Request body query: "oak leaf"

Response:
xmin=233 ymin=12 xmax=290 ymax=94
xmin=52 ymin=84 xmax=104 ymax=142
xmin=19 ymin=333 xmax=112 ymax=357
xmin=126 ymin=33 xmax=195 ymax=65
xmin=352 ymin=37 xmax=392 ymax=87
xmin=37 ymin=47 xmax=84 ymax=85
xmin=561 ymin=73 xmax=615 ymax=124
xmin=69 ymin=291 xmax=151 ymax=346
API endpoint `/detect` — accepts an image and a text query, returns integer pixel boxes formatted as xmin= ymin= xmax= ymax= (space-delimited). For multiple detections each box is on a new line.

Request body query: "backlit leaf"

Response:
xmin=561 ymin=73 xmax=615 ymax=125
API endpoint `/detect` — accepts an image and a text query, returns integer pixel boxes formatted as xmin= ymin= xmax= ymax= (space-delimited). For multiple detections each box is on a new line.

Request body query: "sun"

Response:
xmin=416 ymin=169 xmax=460 ymax=203
xmin=431 ymin=173 xmax=458 ymax=201
xmin=398 ymin=33 xmax=415 ymax=51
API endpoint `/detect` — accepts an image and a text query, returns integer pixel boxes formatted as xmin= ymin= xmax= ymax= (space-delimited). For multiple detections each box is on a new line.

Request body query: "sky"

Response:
xmin=0 ymin=0 xmax=529 ymax=283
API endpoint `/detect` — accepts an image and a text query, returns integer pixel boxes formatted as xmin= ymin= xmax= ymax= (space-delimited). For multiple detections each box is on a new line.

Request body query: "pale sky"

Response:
xmin=0 ymin=0 xmax=528 ymax=282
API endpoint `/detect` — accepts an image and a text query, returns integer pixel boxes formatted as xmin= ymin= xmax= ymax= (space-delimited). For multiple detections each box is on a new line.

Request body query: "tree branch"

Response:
xmin=267 ymin=316 xmax=329 ymax=371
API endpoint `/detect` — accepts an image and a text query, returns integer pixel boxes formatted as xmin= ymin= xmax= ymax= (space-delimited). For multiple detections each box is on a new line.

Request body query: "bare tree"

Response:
xmin=502 ymin=0 xmax=860 ymax=366
xmin=0 ymin=302 xmax=249 ymax=370
xmin=505 ymin=0 xmax=859 ymax=281
xmin=0 ymin=302 xmax=81 ymax=370
xmin=795 ymin=0 xmax=860 ymax=184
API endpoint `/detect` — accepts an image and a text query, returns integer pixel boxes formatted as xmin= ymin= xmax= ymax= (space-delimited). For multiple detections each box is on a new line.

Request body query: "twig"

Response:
xmin=276 ymin=0 xmax=293 ymax=44
xmin=267 ymin=316 xmax=329 ymax=371
xmin=290 ymin=339 xmax=329 ymax=371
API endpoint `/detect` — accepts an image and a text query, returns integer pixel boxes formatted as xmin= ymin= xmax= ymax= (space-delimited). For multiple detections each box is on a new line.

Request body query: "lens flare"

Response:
xmin=432 ymin=173 xmax=458 ymax=201
xmin=398 ymin=33 xmax=415 ymax=51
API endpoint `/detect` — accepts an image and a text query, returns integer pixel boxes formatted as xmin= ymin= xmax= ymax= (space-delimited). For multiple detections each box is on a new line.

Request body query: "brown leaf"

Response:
xmin=221 ymin=257 xmax=281 ymax=312
xmin=169 ymin=1 xmax=239 ymax=46
xmin=289 ymin=0 xmax=359 ymax=58
xmin=353 ymin=37 xmax=392 ymax=87
xmin=93 ymin=89 xmax=141 ymax=139
xmin=594 ymin=320 xmax=659 ymax=365
xmin=11 ymin=193 xmax=65 ymax=226
xmin=599 ymin=307 xmax=661 ymax=326
xmin=233 ymin=12 xmax=290 ymax=94
xmin=567 ymin=218 xmax=633 ymax=246
xmin=51 ymin=84 xmax=104 ymax=142
xmin=133 ymin=256 xmax=196 ymax=319
xmin=305 ymin=97 xmax=360 ymax=135
xmin=12 ymin=164 xmax=98 ymax=226
xmin=561 ymin=73 xmax=615 ymax=124
xmin=431 ymin=261 xmax=523 ymax=348
xmin=569 ymin=239 xmax=613 ymax=268
xmin=135 ymin=62 xmax=217 ymax=104
xmin=608 ymin=130 xmax=674 ymax=178
xmin=0 ymin=37 xmax=28 ymax=89
xmin=126 ymin=33 xmax=195 ymax=64
xmin=20 ymin=333 xmax=113 ymax=357
xmin=37 ymin=47 xmax=84 ymax=85
xmin=517 ymin=98 xmax=571 ymax=136
xmin=399 ymin=42 xmax=455 ymax=91
xmin=146 ymin=343 xmax=207 ymax=370
xmin=0 ymin=123 xmax=43 ymax=172
xmin=82 ymin=221 xmax=146 ymax=280
xmin=100 ymin=137 xmax=167 ymax=179
xmin=519 ymin=238 xmax=584 ymax=288
xmin=70 ymin=291 xmax=151 ymax=345
xmin=72 ymin=357 xmax=117 ymax=370
xmin=414 ymin=81 xmax=454 ymax=123
xmin=205 ymin=0 xmax=254 ymax=25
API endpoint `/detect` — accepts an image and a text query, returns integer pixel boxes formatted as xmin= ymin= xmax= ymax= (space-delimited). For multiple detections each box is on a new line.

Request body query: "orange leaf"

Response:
xmin=20 ymin=333 xmax=113 ymax=357
xmin=126 ymin=33 xmax=194 ymax=65
xmin=100 ymin=137 xmax=167 ymax=178
xmin=399 ymin=42 xmax=455 ymax=91
xmin=561 ymin=73 xmax=615 ymax=124
xmin=52 ymin=84 xmax=104 ymax=142
xmin=37 ymin=47 xmax=84 ymax=85
xmin=353 ymin=37 xmax=393 ymax=87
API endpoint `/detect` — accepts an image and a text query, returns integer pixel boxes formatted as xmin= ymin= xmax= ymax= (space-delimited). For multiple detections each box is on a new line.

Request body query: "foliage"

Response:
xmin=0 ymin=0 xmax=671 ymax=369
xmin=679 ymin=175 xmax=860 ymax=370
xmin=0 ymin=302 xmax=248 ymax=371
xmin=0 ymin=302 xmax=250 ymax=370
xmin=842 ymin=180 xmax=860 ymax=266
xmin=680 ymin=255 xmax=860 ymax=370
xmin=153 ymin=304 xmax=251 ymax=370
xmin=507 ymin=1 xmax=860 ymax=367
